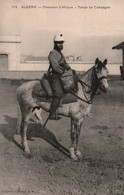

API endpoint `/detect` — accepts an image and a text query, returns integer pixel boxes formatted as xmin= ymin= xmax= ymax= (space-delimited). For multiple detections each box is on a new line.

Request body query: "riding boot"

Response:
xmin=49 ymin=98 xmax=61 ymax=120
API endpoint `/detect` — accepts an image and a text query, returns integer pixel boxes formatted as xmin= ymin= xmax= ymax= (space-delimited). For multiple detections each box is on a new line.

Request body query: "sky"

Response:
xmin=0 ymin=0 xmax=124 ymax=63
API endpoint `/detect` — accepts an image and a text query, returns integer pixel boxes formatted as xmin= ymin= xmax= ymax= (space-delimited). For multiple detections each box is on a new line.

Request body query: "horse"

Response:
xmin=16 ymin=58 xmax=109 ymax=161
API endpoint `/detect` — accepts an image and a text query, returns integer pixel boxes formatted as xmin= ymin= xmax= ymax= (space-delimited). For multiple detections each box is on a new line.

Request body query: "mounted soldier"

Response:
xmin=48 ymin=34 xmax=71 ymax=120
xmin=17 ymin=56 xmax=109 ymax=159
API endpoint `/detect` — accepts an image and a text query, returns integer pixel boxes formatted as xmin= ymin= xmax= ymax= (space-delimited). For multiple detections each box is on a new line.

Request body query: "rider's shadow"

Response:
xmin=1 ymin=115 xmax=70 ymax=158
xmin=27 ymin=122 xmax=70 ymax=157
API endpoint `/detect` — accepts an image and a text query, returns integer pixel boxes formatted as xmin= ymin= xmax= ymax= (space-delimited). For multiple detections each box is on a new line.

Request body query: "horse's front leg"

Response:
xmin=70 ymin=118 xmax=82 ymax=161
xmin=75 ymin=121 xmax=83 ymax=160
xmin=70 ymin=118 xmax=83 ymax=161
xmin=21 ymin=113 xmax=31 ymax=154
xmin=70 ymin=118 xmax=78 ymax=161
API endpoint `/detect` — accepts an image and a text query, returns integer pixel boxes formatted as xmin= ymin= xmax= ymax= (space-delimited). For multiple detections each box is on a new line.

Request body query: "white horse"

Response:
xmin=17 ymin=58 xmax=109 ymax=161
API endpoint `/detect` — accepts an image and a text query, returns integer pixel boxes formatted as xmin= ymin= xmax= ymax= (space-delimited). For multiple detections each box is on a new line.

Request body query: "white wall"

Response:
xmin=17 ymin=62 xmax=121 ymax=75
xmin=0 ymin=35 xmax=21 ymax=70
xmin=0 ymin=43 xmax=21 ymax=70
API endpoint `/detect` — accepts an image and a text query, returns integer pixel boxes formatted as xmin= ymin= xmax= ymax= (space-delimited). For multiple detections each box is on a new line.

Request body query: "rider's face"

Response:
xmin=54 ymin=41 xmax=64 ymax=51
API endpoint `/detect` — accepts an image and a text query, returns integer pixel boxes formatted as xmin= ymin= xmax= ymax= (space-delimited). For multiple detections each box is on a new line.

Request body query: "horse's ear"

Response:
xmin=95 ymin=58 xmax=99 ymax=64
xmin=103 ymin=59 xmax=107 ymax=66
xmin=95 ymin=58 xmax=99 ymax=68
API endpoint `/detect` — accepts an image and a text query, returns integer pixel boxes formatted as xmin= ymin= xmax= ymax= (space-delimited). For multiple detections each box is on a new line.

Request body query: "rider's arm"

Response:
xmin=61 ymin=53 xmax=71 ymax=70
xmin=65 ymin=63 xmax=71 ymax=70
xmin=48 ymin=52 xmax=64 ymax=75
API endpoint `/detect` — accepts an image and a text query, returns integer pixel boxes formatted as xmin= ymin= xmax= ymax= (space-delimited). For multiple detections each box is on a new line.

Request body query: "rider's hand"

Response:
xmin=65 ymin=64 xmax=71 ymax=71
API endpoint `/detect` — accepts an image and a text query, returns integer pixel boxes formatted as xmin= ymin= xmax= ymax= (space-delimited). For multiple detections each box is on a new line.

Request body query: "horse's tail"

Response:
xmin=16 ymin=101 xmax=22 ymax=134
xmin=16 ymin=88 xmax=22 ymax=134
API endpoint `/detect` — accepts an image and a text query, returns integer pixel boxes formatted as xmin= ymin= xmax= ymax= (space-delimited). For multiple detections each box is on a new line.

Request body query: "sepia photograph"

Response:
xmin=0 ymin=0 xmax=123 ymax=194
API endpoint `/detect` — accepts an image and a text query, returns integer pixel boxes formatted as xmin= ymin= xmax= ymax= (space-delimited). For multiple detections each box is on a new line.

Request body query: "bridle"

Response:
xmin=71 ymin=66 xmax=107 ymax=104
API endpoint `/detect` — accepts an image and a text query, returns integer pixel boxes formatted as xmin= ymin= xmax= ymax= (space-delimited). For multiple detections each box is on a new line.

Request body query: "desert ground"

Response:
xmin=0 ymin=77 xmax=123 ymax=195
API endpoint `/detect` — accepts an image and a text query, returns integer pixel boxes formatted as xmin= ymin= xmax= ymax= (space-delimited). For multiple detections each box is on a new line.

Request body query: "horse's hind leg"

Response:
xmin=21 ymin=111 xmax=31 ymax=154
xmin=32 ymin=107 xmax=43 ymax=125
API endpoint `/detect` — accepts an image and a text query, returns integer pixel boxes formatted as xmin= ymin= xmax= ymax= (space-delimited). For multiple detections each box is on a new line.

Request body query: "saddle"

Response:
xmin=32 ymin=69 xmax=78 ymax=104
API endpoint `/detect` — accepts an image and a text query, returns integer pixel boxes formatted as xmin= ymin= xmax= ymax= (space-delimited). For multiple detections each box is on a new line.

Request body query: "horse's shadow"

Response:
xmin=0 ymin=115 xmax=70 ymax=158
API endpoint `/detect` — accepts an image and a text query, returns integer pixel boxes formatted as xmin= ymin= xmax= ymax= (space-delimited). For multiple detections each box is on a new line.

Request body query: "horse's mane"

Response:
xmin=77 ymin=66 xmax=94 ymax=80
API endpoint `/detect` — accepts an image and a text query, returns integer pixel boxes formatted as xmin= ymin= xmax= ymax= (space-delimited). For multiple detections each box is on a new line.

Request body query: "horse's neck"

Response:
xmin=82 ymin=69 xmax=93 ymax=87
xmin=78 ymin=68 xmax=97 ymax=101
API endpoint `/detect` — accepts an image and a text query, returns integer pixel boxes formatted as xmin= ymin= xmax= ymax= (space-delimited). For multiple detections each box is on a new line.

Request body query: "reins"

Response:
xmin=71 ymin=67 xmax=107 ymax=104
xmin=70 ymin=72 xmax=94 ymax=104
xmin=70 ymin=77 xmax=93 ymax=104
xmin=78 ymin=78 xmax=91 ymax=88
xmin=70 ymin=89 xmax=93 ymax=104
xmin=70 ymin=66 xmax=105 ymax=104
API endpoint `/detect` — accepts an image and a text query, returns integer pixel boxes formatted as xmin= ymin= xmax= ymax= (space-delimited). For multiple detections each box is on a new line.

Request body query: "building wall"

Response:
xmin=0 ymin=35 xmax=21 ymax=71
xmin=0 ymin=42 xmax=21 ymax=70
xmin=0 ymin=35 xmax=121 ymax=76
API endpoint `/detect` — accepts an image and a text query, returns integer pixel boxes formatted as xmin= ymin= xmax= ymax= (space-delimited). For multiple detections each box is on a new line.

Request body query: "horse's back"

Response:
xmin=17 ymin=80 xmax=39 ymax=95
xmin=17 ymin=80 xmax=40 ymax=105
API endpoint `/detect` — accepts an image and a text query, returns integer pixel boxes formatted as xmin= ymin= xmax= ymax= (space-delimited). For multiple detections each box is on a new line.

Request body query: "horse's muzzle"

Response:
xmin=99 ymin=79 xmax=109 ymax=93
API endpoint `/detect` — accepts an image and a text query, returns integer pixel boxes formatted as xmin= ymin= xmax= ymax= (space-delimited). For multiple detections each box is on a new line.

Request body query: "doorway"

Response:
xmin=0 ymin=54 xmax=8 ymax=71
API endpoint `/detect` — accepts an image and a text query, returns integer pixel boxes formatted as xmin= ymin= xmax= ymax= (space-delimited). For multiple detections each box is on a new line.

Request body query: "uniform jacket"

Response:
xmin=48 ymin=49 xmax=70 ymax=75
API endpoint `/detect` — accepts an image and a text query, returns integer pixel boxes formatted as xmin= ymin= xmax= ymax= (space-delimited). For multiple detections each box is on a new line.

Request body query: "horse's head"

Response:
xmin=94 ymin=58 xmax=109 ymax=93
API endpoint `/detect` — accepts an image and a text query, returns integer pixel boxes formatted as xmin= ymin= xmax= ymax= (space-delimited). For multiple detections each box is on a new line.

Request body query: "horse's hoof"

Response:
xmin=24 ymin=147 xmax=31 ymax=155
xmin=71 ymin=155 xmax=78 ymax=162
xmin=36 ymin=120 xmax=42 ymax=125
xmin=76 ymin=151 xmax=83 ymax=160
xmin=77 ymin=154 xmax=83 ymax=161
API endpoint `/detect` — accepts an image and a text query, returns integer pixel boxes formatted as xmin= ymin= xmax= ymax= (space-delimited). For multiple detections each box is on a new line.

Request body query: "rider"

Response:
xmin=48 ymin=34 xmax=71 ymax=120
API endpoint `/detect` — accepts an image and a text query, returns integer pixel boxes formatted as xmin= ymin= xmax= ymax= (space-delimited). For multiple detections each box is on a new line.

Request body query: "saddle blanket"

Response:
xmin=32 ymin=82 xmax=78 ymax=104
